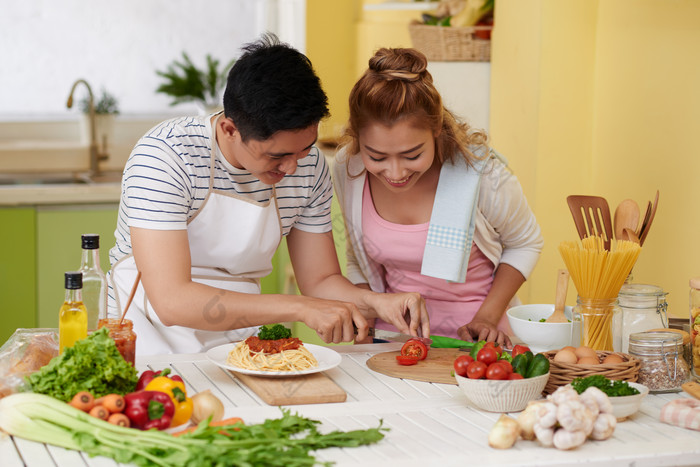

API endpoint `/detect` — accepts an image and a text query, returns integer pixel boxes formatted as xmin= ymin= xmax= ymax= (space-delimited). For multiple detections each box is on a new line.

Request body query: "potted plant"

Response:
xmin=155 ymin=52 xmax=236 ymax=114
xmin=79 ymin=88 xmax=119 ymax=151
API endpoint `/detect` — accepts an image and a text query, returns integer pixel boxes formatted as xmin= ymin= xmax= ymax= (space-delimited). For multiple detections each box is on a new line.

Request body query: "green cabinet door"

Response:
xmin=0 ymin=208 xmax=37 ymax=343
xmin=36 ymin=204 xmax=118 ymax=328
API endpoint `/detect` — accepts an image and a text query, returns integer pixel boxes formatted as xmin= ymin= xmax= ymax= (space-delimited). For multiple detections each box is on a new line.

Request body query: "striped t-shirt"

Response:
xmin=108 ymin=115 xmax=333 ymax=267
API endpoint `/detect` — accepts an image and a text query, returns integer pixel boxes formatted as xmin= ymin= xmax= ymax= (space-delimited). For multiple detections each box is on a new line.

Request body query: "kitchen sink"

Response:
xmin=0 ymin=171 xmax=123 ymax=186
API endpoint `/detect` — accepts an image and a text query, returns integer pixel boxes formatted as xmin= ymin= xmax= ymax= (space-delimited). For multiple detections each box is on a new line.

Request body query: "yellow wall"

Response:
xmin=491 ymin=0 xmax=700 ymax=318
xmin=307 ymin=0 xmax=425 ymax=142
xmin=306 ymin=0 xmax=359 ymax=142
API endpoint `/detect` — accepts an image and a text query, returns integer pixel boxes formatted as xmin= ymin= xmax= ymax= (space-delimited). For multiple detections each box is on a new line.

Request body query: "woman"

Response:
xmin=333 ymin=47 xmax=543 ymax=346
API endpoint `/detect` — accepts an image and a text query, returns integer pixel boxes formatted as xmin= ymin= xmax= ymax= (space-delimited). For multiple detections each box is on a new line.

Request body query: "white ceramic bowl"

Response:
xmin=507 ymin=304 xmax=577 ymax=353
xmin=454 ymin=372 xmax=549 ymax=412
xmin=609 ymin=381 xmax=649 ymax=420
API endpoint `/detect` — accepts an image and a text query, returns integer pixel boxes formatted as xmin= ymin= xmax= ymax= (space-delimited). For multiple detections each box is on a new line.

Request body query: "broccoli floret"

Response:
xmin=258 ymin=324 xmax=292 ymax=340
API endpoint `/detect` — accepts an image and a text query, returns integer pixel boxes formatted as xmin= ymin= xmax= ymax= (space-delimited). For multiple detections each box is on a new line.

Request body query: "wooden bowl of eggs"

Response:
xmin=542 ymin=346 xmax=641 ymax=394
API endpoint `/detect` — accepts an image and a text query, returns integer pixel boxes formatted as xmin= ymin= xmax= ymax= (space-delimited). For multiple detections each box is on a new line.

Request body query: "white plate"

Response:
xmin=205 ymin=342 xmax=342 ymax=377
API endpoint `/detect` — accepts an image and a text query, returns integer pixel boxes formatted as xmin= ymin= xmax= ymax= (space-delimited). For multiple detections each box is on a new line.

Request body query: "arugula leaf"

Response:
xmin=258 ymin=324 xmax=292 ymax=340
xmin=26 ymin=327 xmax=138 ymax=401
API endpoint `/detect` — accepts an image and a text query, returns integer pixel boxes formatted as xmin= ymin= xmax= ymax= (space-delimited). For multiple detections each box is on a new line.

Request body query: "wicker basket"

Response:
xmin=408 ymin=21 xmax=492 ymax=62
xmin=543 ymin=350 xmax=641 ymax=395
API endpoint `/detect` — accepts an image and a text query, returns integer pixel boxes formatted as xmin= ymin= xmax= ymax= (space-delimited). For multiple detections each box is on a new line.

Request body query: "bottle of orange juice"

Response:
xmin=59 ymin=271 xmax=88 ymax=353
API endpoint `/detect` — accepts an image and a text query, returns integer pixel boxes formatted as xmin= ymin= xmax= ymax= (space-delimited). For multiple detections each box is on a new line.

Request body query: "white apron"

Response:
xmin=109 ymin=114 xmax=282 ymax=355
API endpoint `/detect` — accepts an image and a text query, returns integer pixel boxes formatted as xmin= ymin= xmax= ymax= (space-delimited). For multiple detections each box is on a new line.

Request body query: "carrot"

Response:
xmin=107 ymin=412 xmax=131 ymax=427
xmin=88 ymin=404 xmax=109 ymax=420
xmin=94 ymin=394 xmax=125 ymax=413
xmin=69 ymin=391 xmax=95 ymax=412
xmin=171 ymin=417 xmax=244 ymax=437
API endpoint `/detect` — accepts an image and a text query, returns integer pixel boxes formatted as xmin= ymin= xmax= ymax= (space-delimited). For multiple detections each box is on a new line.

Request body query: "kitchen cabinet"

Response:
xmin=35 ymin=204 xmax=119 ymax=330
xmin=0 ymin=208 xmax=37 ymax=343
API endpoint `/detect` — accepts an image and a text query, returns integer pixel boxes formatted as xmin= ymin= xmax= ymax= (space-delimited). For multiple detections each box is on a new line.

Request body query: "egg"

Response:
xmin=603 ymin=354 xmax=624 ymax=364
xmin=575 ymin=345 xmax=598 ymax=360
xmin=553 ymin=349 xmax=578 ymax=364
xmin=577 ymin=356 xmax=600 ymax=365
xmin=560 ymin=346 xmax=577 ymax=353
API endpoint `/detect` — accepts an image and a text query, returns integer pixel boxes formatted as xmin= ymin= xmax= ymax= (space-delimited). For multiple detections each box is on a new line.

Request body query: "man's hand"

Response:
xmin=364 ymin=292 xmax=430 ymax=338
xmin=296 ymin=296 xmax=369 ymax=343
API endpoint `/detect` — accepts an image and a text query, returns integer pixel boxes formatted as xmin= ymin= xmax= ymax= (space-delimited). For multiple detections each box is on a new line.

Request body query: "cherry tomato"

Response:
xmin=511 ymin=344 xmax=531 ymax=358
xmin=401 ymin=339 xmax=428 ymax=360
xmin=496 ymin=360 xmax=513 ymax=374
xmin=485 ymin=362 xmax=508 ymax=380
xmin=466 ymin=361 xmax=487 ymax=379
xmin=453 ymin=355 xmax=474 ymax=377
xmin=508 ymin=372 xmax=524 ymax=380
xmin=484 ymin=341 xmax=504 ymax=356
xmin=396 ymin=355 xmax=419 ymax=366
xmin=476 ymin=347 xmax=498 ymax=366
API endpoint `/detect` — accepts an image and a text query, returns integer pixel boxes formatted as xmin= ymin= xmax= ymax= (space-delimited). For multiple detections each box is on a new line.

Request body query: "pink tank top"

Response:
xmin=362 ymin=178 xmax=505 ymax=338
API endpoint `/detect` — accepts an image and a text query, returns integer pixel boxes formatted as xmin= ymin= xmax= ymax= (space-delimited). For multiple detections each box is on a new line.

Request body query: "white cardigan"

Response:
xmin=332 ymin=149 xmax=544 ymax=293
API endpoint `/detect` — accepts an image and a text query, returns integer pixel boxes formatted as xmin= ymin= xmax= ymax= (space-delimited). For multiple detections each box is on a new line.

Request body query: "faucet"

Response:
xmin=66 ymin=79 xmax=108 ymax=177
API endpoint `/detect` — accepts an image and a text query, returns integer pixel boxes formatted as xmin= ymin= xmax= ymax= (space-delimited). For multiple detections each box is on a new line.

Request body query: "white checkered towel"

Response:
xmin=421 ymin=151 xmax=486 ymax=283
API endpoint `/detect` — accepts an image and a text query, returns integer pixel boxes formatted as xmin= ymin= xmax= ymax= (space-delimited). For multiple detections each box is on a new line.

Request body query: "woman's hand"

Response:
xmin=458 ymin=318 xmax=511 ymax=348
xmin=364 ymin=291 xmax=430 ymax=338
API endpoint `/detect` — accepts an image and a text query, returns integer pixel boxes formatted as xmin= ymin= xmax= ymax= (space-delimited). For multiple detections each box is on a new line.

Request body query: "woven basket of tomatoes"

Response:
xmin=453 ymin=343 xmax=550 ymax=412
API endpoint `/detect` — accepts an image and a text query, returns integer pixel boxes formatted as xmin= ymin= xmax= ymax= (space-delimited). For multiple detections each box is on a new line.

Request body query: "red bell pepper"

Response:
xmin=135 ymin=367 xmax=183 ymax=391
xmin=123 ymin=390 xmax=175 ymax=430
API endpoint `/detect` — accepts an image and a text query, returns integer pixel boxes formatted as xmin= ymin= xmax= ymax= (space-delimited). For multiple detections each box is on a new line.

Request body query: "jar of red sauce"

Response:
xmin=98 ymin=318 xmax=136 ymax=365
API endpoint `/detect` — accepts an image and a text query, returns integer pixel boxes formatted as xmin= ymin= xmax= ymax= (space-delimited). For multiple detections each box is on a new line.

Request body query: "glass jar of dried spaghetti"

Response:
xmin=618 ymin=283 xmax=668 ymax=353
xmin=628 ymin=331 xmax=690 ymax=392
xmin=571 ymin=297 xmax=622 ymax=351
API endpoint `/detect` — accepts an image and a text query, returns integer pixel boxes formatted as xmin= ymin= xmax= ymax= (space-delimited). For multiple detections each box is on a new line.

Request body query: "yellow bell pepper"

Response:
xmin=144 ymin=375 xmax=193 ymax=427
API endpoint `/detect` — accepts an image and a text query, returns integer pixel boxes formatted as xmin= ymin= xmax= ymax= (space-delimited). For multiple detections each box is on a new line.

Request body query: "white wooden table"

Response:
xmin=2 ymin=343 xmax=699 ymax=466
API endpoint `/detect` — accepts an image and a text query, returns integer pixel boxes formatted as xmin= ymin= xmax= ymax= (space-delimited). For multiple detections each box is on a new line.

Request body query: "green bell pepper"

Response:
xmin=525 ymin=353 xmax=551 ymax=378
xmin=429 ymin=335 xmax=475 ymax=349
xmin=512 ymin=351 xmax=533 ymax=377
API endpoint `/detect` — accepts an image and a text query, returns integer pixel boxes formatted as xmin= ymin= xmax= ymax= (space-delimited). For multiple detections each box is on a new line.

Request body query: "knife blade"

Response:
xmin=368 ymin=328 xmax=433 ymax=346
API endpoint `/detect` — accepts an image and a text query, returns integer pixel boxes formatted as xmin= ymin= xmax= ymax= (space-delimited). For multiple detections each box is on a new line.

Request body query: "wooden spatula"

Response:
xmin=639 ymin=190 xmax=659 ymax=246
xmin=567 ymin=195 xmax=614 ymax=250
xmin=546 ymin=269 xmax=570 ymax=323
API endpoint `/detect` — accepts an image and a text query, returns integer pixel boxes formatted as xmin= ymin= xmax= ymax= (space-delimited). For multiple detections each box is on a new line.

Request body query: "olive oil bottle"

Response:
xmin=79 ymin=234 xmax=107 ymax=331
xmin=59 ymin=271 xmax=88 ymax=354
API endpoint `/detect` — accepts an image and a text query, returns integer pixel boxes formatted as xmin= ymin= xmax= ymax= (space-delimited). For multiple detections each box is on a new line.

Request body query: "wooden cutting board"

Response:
xmin=232 ymin=371 xmax=347 ymax=405
xmin=366 ymin=348 xmax=465 ymax=384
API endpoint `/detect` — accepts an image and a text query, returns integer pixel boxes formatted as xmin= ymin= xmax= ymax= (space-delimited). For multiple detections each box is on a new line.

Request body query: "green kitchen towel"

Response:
xmin=429 ymin=335 xmax=474 ymax=349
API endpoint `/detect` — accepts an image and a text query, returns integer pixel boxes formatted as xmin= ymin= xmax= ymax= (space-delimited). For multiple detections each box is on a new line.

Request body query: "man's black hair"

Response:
xmin=223 ymin=33 xmax=330 ymax=141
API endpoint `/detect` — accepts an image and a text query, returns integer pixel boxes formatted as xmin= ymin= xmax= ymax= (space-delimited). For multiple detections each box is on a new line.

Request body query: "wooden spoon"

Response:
xmin=614 ymin=199 xmax=640 ymax=241
xmin=546 ymin=269 xmax=570 ymax=323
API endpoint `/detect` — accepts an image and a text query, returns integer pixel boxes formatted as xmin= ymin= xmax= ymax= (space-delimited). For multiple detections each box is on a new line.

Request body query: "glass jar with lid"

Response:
xmin=628 ymin=330 xmax=690 ymax=392
xmin=690 ymin=277 xmax=700 ymax=380
xmin=97 ymin=318 xmax=137 ymax=366
xmin=618 ymin=283 xmax=668 ymax=353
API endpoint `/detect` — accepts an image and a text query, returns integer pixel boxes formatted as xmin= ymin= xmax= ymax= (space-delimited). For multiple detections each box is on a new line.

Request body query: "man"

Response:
xmin=107 ymin=34 xmax=429 ymax=354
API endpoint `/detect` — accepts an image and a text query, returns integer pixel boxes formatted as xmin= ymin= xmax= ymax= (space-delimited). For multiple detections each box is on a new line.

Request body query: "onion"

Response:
xmin=190 ymin=390 xmax=224 ymax=424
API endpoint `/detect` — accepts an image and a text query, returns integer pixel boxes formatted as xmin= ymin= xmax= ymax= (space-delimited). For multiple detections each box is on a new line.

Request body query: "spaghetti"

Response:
xmin=559 ymin=236 xmax=642 ymax=350
xmin=226 ymin=336 xmax=318 ymax=372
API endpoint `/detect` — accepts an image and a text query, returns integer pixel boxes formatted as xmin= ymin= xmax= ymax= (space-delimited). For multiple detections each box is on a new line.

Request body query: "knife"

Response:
xmin=366 ymin=328 xmax=433 ymax=346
